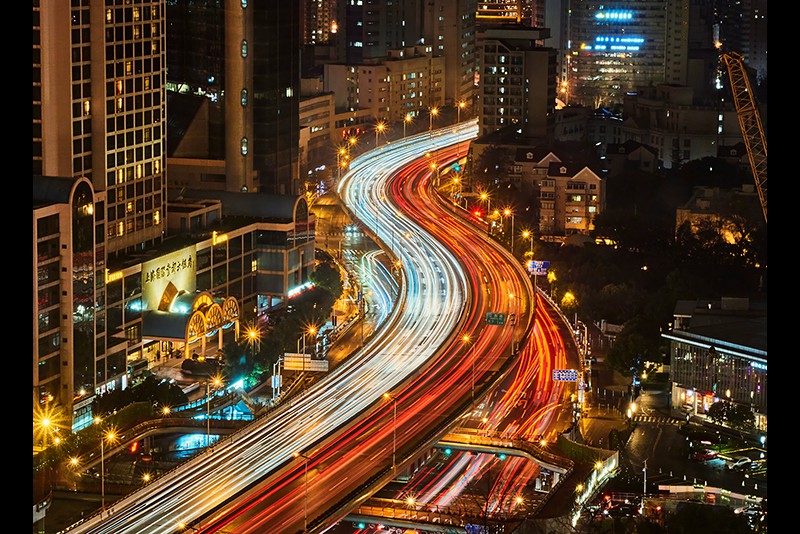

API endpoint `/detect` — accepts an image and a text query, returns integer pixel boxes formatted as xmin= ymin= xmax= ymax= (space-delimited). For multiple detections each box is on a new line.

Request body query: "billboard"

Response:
xmin=529 ymin=260 xmax=550 ymax=276
xmin=142 ymin=245 xmax=197 ymax=311
xmin=284 ymin=353 xmax=329 ymax=372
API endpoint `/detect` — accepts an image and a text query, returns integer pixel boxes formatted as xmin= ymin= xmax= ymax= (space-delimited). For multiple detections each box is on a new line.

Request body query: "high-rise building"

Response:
xmin=476 ymin=25 xmax=557 ymax=138
xmin=423 ymin=0 xmax=479 ymax=108
xmin=302 ymin=0 xmax=339 ymax=45
xmin=567 ymin=0 xmax=667 ymax=109
xmin=34 ymin=0 xmax=168 ymax=425
xmin=166 ymin=1 xmax=301 ymax=195
xmin=714 ymin=0 xmax=767 ymax=84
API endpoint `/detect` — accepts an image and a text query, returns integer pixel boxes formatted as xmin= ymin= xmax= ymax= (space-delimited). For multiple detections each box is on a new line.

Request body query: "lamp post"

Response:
xmin=383 ymin=392 xmax=397 ymax=471
xmin=479 ymin=192 xmax=491 ymax=234
xmin=456 ymin=100 xmax=466 ymax=124
xmin=403 ymin=113 xmax=412 ymax=138
xmin=336 ymin=146 xmax=348 ymax=183
xmin=375 ymin=121 xmax=386 ymax=147
xmin=100 ymin=429 xmax=117 ymax=512
xmin=503 ymin=208 xmax=515 ymax=253
xmin=429 ymin=106 xmax=438 ymax=138
xmin=293 ymin=452 xmax=310 ymax=533
xmin=206 ymin=375 xmax=223 ymax=447
xmin=522 ymin=229 xmax=534 ymax=259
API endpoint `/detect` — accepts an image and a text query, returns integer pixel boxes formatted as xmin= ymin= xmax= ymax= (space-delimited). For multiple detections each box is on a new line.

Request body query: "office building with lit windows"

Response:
xmin=567 ymin=0 xmax=668 ymax=109
xmin=34 ymin=0 xmax=315 ymax=434
xmin=34 ymin=0 xmax=168 ymax=427
xmin=476 ymin=24 xmax=557 ymax=138
xmin=166 ymin=0 xmax=301 ymax=195
xmin=663 ymin=297 xmax=767 ymax=434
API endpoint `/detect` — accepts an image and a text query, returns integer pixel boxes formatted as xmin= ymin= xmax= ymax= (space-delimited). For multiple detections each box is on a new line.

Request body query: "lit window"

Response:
xmin=136 ymin=164 xmax=143 ymax=179
xmin=83 ymin=100 xmax=90 ymax=116
xmin=144 ymin=77 xmax=150 ymax=90
xmin=251 ymin=259 xmax=257 ymax=272
xmin=126 ymin=201 xmax=134 ymax=214
xmin=241 ymin=40 xmax=248 ymax=58
xmin=125 ymin=62 xmax=132 ymax=75
xmin=154 ymin=210 xmax=160 ymax=225
xmin=118 ymin=221 xmax=125 ymax=236
xmin=151 ymin=41 xmax=159 ymax=53
xmin=133 ymin=26 xmax=140 ymax=39
xmin=241 ymin=89 xmax=248 ymax=106
xmin=286 ymin=87 xmax=293 ymax=97
xmin=133 ymin=7 xmax=140 ymax=21
xmin=116 ymin=98 xmax=123 ymax=112
xmin=241 ymin=137 xmax=248 ymax=155
xmin=154 ymin=159 xmax=160 ymax=174
xmin=106 ymin=9 xmax=112 ymax=23
xmin=241 ymin=0 xmax=247 ymax=7
xmin=116 ymin=80 xmax=123 ymax=95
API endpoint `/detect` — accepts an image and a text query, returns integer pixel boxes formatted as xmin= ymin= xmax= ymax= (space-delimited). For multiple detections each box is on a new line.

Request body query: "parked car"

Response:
xmin=690 ymin=449 xmax=717 ymax=461
xmin=727 ymin=456 xmax=752 ymax=470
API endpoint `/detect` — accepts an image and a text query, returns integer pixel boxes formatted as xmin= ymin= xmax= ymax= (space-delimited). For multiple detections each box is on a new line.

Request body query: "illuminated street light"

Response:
xmin=428 ymin=106 xmax=439 ymax=137
xmin=375 ymin=121 xmax=386 ymax=147
xmin=522 ymin=229 xmax=534 ymax=258
xmin=206 ymin=374 xmax=224 ymax=447
xmin=100 ymin=429 xmax=118 ymax=511
xmin=403 ymin=113 xmax=412 ymax=138
xmin=503 ymin=208 xmax=515 ymax=253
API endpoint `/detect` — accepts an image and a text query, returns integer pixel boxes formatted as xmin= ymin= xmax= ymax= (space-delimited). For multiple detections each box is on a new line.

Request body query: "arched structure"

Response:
xmin=142 ymin=291 xmax=240 ymax=359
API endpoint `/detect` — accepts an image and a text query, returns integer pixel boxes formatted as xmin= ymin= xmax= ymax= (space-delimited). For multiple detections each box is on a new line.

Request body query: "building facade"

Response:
xmin=476 ymin=25 xmax=557 ymax=138
xmin=662 ymin=297 xmax=767 ymax=434
xmin=34 ymin=0 xmax=168 ymax=428
xmin=567 ymin=0 xmax=667 ymax=109
xmin=166 ymin=0 xmax=301 ymax=196
xmin=620 ymin=83 xmax=745 ymax=169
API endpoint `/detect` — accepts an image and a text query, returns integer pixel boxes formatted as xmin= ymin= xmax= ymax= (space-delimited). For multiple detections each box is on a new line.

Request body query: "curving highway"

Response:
xmin=62 ymin=121 xmax=533 ymax=534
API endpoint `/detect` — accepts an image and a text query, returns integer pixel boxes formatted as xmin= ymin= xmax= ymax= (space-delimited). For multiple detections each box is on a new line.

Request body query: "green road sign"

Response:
xmin=486 ymin=312 xmax=506 ymax=326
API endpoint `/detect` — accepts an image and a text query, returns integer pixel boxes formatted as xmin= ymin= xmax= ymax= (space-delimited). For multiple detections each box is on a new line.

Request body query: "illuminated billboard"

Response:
xmin=142 ymin=245 xmax=197 ymax=311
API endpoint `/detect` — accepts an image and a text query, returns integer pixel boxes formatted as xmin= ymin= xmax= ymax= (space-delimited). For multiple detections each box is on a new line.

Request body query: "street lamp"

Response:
xmin=429 ymin=106 xmax=439 ymax=137
xmin=503 ymin=208 xmax=515 ymax=253
xmin=522 ymin=229 xmax=534 ymax=259
xmin=429 ymin=161 xmax=439 ymax=186
xmin=336 ymin=146 xmax=348 ymax=183
xmin=99 ymin=428 xmax=118 ymax=511
xmin=375 ymin=120 xmax=386 ymax=147
xmin=479 ymin=192 xmax=492 ymax=234
xmin=403 ymin=113 xmax=412 ymax=138
xmin=383 ymin=392 xmax=398 ymax=471
xmin=246 ymin=324 xmax=260 ymax=361
xmin=456 ymin=100 xmax=466 ymax=124
xmin=206 ymin=374 xmax=224 ymax=447
xmin=293 ymin=452 xmax=310 ymax=532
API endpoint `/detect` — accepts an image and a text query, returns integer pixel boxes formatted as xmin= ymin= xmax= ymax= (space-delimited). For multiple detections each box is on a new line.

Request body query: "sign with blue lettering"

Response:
xmin=529 ymin=260 xmax=550 ymax=276
xmin=552 ymin=369 xmax=579 ymax=382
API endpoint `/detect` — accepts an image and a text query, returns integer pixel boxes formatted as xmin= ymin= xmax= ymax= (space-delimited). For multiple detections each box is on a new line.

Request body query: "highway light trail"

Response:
xmin=64 ymin=122 xmax=489 ymax=534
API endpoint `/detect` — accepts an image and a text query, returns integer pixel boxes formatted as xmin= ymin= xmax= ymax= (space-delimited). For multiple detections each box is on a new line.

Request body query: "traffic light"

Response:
xmin=473 ymin=209 xmax=482 ymax=219
xmin=129 ymin=441 xmax=139 ymax=454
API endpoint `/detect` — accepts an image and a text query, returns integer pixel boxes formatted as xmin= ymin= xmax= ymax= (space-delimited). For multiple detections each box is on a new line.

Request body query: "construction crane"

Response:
xmin=720 ymin=51 xmax=767 ymax=223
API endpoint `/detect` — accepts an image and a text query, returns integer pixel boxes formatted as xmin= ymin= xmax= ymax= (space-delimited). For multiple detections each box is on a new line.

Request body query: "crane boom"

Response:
xmin=721 ymin=52 xmax=767 ymax=223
